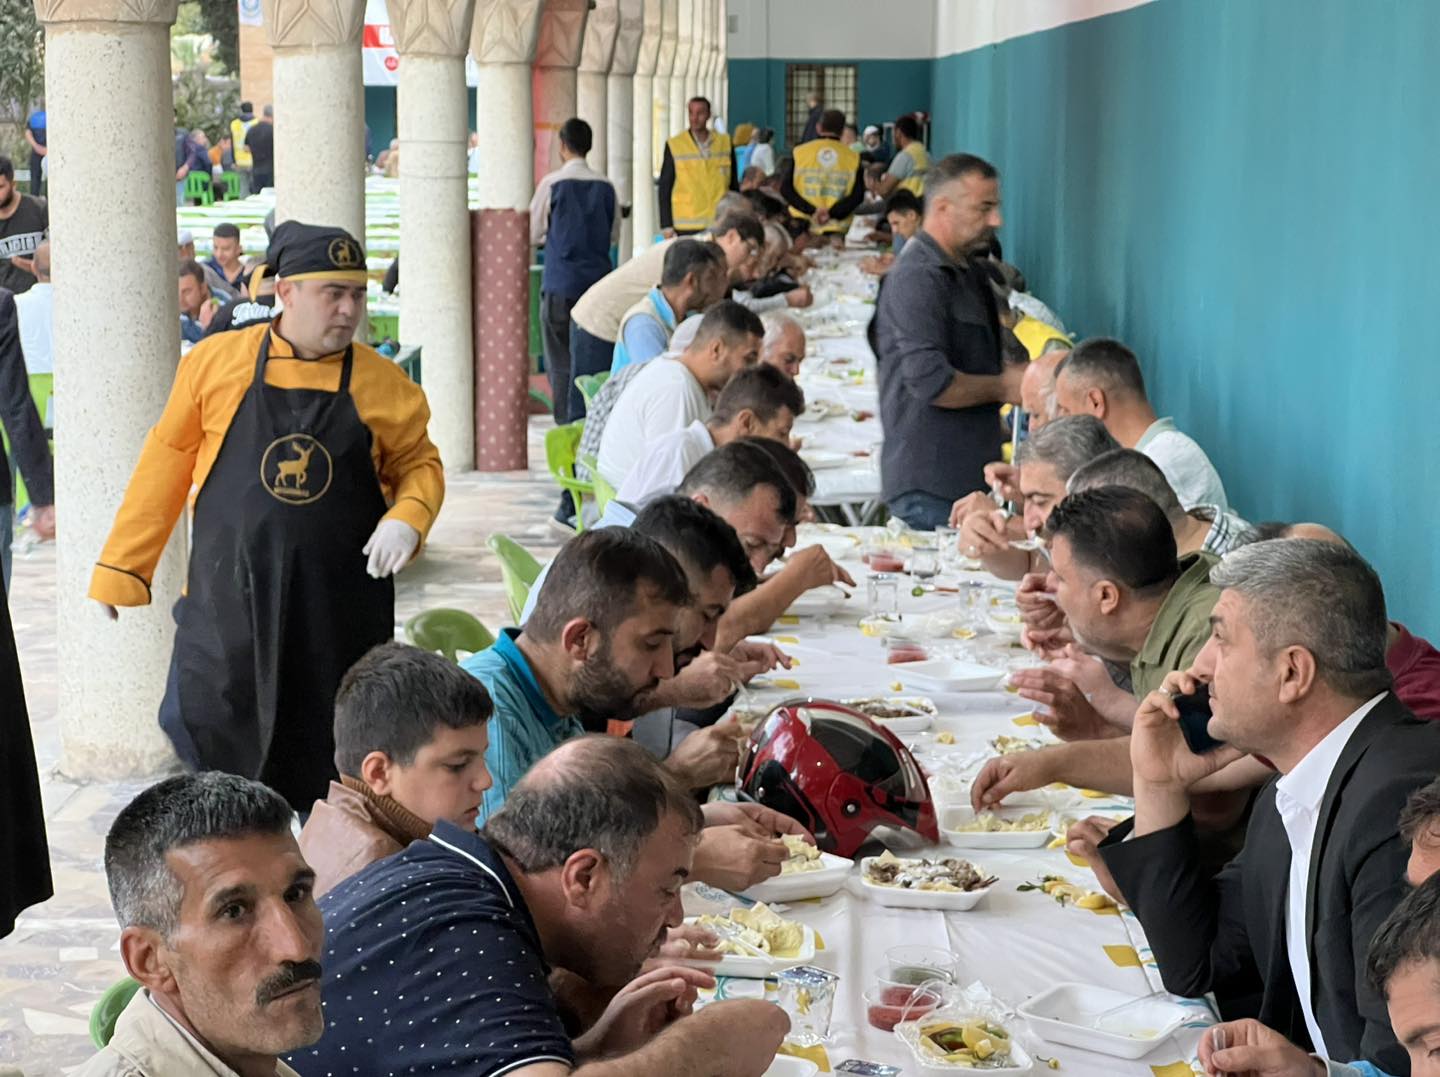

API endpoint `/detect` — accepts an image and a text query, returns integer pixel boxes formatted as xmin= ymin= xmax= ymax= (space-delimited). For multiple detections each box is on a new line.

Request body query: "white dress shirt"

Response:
xmin=14 ymin=281 xmax=53 ymax=375
xmin=615 ymin=419 xmax=715 ymax=506
xmin=596 ymin=357 xmax=711 ymax=489
xmin=1274 ymin=692 xmax=1387 ymax=1059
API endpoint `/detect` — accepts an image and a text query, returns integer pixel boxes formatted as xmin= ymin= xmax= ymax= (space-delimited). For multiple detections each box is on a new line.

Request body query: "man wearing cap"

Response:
xmin=92 ymin=222 xmax=444 ymax=810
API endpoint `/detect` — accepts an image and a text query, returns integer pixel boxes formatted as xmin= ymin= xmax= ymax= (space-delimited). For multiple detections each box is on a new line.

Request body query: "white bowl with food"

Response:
xmin=742 ymin=836 xmax=854 ymax=903
xmin=940 ymin=806 xmax=1054 ymax=849
xmin=685 ymin=905 xmax=817 ymax=979
xmin=855 ymin=852 xmax=997 ymax=911
xmin=783 ymin=584 xmax=853 ymax=617
xmin=1017 ymin=982 xmax=1191 ymax=1060
xmin=896 ymin=1012 xmax=1033 ymax=1074
xmin=842 ymin=695 xmax=938 ymax=733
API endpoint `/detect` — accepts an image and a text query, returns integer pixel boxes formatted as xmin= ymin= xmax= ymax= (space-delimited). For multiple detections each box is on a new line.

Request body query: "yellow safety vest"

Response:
xmin=788 ymin=137 xmax=861 ymax=234
xmin=666 ymin=130 xmax=733 ymax=232
xmin=230 ymin=117 xmax=256 ymax=169
xmin=897 ymin=140 xmax=929 ymax=196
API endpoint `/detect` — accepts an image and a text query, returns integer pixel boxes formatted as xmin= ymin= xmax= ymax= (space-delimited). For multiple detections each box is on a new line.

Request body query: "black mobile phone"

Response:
xmin=1174 ymin=683 xmax=1226 ymax=755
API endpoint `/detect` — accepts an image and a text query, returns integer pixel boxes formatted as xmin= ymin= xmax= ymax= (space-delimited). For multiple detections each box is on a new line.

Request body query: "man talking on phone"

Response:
xmin=1098 ymin=538 xmax=1440 ymax=1075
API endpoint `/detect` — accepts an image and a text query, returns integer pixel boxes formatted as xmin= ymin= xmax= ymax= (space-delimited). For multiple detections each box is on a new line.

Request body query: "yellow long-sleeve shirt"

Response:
xmin=90 ymin=322 xmax=445 ymax=607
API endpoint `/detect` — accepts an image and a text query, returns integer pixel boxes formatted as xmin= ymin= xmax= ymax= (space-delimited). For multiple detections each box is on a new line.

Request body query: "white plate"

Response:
xmin=985 ymin=609 xmax=1025 ymax=640
xmin=742 ymin=851 xmax=855 ymax=903
xmin=682 ymin=917 xmax=817 ymax=979
xmin=1049 ymin=809 xmax=1133 ymax=842
xmin=1017 ymin=982 xmax=1191 ymax=1059
xmin=793 ymin=536 xmax=862 ymax=564
xmin=843 ymin=695 xmax=938 ymax=734
xmin=897 ymin=1016 xmax=1034 ymax=1075
xmin=940 ymin=807 xmax=1054 ymax=849
xmin=800 ymin=449 xmax=854 ymax=470
xmin=762 ymin=1056 xmax=820 ymax=1077
xmin=893 ymin=659 xmax=1007 ymax=693
xmin=784 ymin=585 xmax=855 ymax=617
xmin=854 ymin=857 xmax=995 ymax=911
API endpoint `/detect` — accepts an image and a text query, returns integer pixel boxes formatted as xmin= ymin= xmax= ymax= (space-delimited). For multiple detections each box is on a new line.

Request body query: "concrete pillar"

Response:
xmin=607 ymin=0 xmax=643 ymax=258
xmin=577 ymin=0 xmax=618 ymax=174
xmin=38 ymin=0 xmax=184 ymax=777
xmin=708 ymin=0 xmax=723 ymax=116
xmin=667 ymin=0 xmax=693 ymax=149
xmin=630 ymin=0 xmax=662 ymax=251
xmin=472 ymin=1 xmax=545 ymax=210
xmin=532 ymin=0 xmax=589 ymax=183
xmin=696 ymin=0 xmax=713 ymax=116
xmin=719 ymin=0 xmax=728 ymax=120
xmin=390 ymin=0 xmax=477 ymax=470
xmin=653 ymin=0 xmax=677 ymax=177
xmin=264 ymin=0 xmax=366 ymax=240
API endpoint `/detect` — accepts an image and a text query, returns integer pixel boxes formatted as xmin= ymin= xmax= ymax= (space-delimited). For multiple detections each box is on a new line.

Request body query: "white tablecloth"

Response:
xmin=686 ymin=534 xmax=1216 ymax=1076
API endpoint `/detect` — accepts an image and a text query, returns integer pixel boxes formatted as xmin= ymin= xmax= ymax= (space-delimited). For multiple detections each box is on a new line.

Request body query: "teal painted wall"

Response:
xmin=362 ymin=87 xmax=479 ymax=157
xmin=727 ymin=58 xmax=932 ymax=152
xmin=929 ymin=0 xmax=1440 ymax=636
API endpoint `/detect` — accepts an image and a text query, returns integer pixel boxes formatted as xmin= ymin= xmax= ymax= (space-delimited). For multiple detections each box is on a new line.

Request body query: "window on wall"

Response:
xmin=784 ymin=64 xmax=858 ymax=147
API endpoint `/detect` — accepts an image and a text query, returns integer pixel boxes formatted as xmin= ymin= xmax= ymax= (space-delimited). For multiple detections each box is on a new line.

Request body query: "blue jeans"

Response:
xmin=568 ymin=322 xmax=615 ymax=420
xmin=887 ymin=490 xmax=953 ymax=531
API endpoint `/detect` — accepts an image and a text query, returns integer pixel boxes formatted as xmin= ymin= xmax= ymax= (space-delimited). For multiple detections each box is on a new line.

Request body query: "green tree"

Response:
xmin=0 ymin=0 xmax=46 ymax=159
xmin=177 ymin=0 xmax=238 ymax=76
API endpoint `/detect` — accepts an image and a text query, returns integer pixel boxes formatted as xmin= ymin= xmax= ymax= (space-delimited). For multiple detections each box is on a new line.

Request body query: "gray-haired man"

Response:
xmin=1101 ymin=538 xmax=1440 ymax=1075
xmin=297 ymin=734 xmax=789 ymax=1077
xmin=77 ymin=772 xmax=323 ymax=1076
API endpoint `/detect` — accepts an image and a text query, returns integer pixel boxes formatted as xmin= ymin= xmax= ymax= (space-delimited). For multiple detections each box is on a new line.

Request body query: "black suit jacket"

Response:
xmin=1100 ymin=693 xmax=1440 ymax=1076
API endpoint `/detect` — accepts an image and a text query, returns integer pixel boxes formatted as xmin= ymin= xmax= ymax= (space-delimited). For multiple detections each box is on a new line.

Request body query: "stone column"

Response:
xmin=653 ymin=0 xmax=677 ymax=177
xmin=390 ymin=0 xmax=477 ymax=470
xmin=696 ymin=0 xmax=712 ymax=115
xmin=666 ymin=0 xmax=693 ymax=148
xmin=472 ymin=0 xmax=545 ymax=211
xmin=708 ymin=0 xmax=723 ymax=116
xmin=38 ymin=0 xmax=184 ymax=777
xmin=264 ymin=0 xmax=366 ymax=240
xmin=471 ymin=0 xmax=544 ymax=468
xmin=532 ymin=0 xmax=589 ymax=183
xmin=718 ymin=0 xmax=727 ymax=120
xmin=607 ymin=0 xmax=643 ymax=258
xmin=630 ymin=0 xmax=661 ymax=251
xmin=576 ymin=0 xmax=617 ymax=174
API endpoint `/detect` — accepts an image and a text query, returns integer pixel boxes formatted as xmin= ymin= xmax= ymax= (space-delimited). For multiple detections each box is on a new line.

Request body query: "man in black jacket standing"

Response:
xmin=1101 ymin=538 xmax=1440 ymax=1075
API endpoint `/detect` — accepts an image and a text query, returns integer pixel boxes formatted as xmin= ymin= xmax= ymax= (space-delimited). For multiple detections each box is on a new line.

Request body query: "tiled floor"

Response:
xmin=0 ymin=419 xmax=565 ymax=1073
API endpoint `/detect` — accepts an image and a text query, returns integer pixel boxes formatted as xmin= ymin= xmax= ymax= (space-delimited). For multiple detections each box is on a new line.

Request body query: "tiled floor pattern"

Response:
xmin=0 ymin=420 xmax=565 ymax=1073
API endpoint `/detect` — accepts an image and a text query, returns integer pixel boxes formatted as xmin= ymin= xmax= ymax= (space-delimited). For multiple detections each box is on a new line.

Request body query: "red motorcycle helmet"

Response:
xmin=737 ymin=699 xmax=939 ymax=858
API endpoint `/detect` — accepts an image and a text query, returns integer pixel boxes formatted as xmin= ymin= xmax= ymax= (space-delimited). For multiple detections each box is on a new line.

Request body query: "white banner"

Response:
xmin=362 ymin=0 xmax=480 ymax=86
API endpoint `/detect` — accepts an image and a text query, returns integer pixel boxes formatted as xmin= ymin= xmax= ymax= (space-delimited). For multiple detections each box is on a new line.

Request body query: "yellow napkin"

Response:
xmin=1080 ymin=788 xmax=1111 ymax=799
xmin=778 ymin=615 xmax=801 ymax=626
xmin=1012 ymin=713 xmax=1040 ymax=727
xmin=778 ymin=1042 xmax=831 ymax=1072
xmin=1150 ymin=1063 xmax=1195 ymax=1077
xmin=1104 ymin=944 xmax=1142 ymax=968
xmin=774 ymin=636 xmax=800 ymax=645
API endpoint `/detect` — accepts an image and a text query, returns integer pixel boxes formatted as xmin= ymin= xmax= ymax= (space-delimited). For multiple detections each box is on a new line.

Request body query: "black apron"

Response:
xmin=158 ymin=332 xmax=394 ymax=810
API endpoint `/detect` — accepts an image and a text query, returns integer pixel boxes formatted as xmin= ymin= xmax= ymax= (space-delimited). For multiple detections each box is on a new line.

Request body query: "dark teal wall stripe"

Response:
xmin=929 ymin=0 xmax=1440 ymax=635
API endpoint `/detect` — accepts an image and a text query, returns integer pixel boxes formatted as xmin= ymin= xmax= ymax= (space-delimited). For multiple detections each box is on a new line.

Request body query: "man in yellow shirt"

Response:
xmin=876 ymin=114 xmax=930 ymax=198
xmin=91 ymin=222 xmax=445 ymax=810
xmin=659 ymin=96 xmax=737 ymax=236
xmin=781 ymin=109 xmax=865 ymax=245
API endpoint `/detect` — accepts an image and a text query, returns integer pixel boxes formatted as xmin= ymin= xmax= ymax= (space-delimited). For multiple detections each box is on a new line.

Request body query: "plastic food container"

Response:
xmin=940 ymin=806 xmax=1054 ymax=850
xmin=1016 ymin=982 xmax=1192 ymax=1060
xmin=865 ymin=985 xmax=944 ymax=1031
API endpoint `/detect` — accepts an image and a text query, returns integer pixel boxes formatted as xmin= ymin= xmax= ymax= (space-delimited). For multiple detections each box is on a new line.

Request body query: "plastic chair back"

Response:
xmin=405 ymin=608 xmax=495 ymax=662
xmin=592 ymin=469 xmax=618 ymax=516
xmin=575 ymin=372 xmax=610 ymax=411
xmin=487 ymin=534 xmax=542 ymax=624
xmin=184 ymin=171 xmax=213 ymax=206
xmin=544 ymin=421 xmax=593 ymax=531
xmin=89 ymin=977 xmax=141 ymax=1048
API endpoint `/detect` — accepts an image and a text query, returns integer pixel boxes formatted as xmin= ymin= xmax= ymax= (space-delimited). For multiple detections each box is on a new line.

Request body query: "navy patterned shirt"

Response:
xmin=288 ymin=823 xmax=574 ymax=1077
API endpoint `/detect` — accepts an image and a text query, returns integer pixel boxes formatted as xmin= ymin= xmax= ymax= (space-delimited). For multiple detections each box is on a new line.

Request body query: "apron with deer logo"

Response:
xmin=158 ymin=330 xmax=393 ymax=809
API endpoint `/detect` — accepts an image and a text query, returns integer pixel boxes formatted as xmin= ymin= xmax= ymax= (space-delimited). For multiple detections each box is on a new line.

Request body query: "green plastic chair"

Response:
xmin=575 ymin=372 xmax=610 ymax=411
xmin=220 ymin=170 xmax=243 ymax=200
xmin=544 ymin=421 xmax=593 ymax=531
xmin=528 ymin=385 xmax=553 ymax=412
xmin=89 ymin=977 xmax=141 ymax=1048
xmin=183 ymin=171 xmax=213 ymax=206
xmin=4 ymin=372 xmax=54 ymax=511
xmin=592 ymin=469 xmax=618 ymax=516
xmin=405 ymin=608 xmax=495 ymax=662
xmin=487 ymin=534 xmax=542 ymax=624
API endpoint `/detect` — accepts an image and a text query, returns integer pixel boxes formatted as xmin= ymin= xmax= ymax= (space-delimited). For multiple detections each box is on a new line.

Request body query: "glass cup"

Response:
xmin=776 ymin=965 xmax=840 ymax=1046
xmin=909 ymin=548 xmax=939 ymax=581
xmin=867 ymin=573 xmax=900 ymax=618
xmin=885 ymin=946 xmax=958 ymax=986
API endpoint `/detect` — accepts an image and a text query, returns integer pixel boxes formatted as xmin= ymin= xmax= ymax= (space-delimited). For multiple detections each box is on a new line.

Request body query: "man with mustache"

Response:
xmin=77 ymin=772 xmax=324 ymax=1075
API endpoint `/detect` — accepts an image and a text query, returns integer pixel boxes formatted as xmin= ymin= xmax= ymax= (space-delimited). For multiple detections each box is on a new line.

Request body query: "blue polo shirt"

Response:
xmin=462 ymin=629 xmax=585 ymax=822
xmin=291 ymin=823 xmax=574 ymax=1077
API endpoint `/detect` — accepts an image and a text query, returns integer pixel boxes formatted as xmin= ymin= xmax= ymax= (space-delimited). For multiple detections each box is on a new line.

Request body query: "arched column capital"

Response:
xmin=388 ymin=0 xmax=477 ymax=56
xmin=470 ymin=0 xmax=544 ymax=64
xmin=634 ymin=0 xmax=660 ymax=75
xmin=261 ymin=0 xmax=364 ymax=48
xmin=34 ymin=0 xmax=177 ymax=27
xmin=609 ymin=0 xmax=642 ymax=76
xmin=534 ymin=0 xmax=588 ymax=69
xmin=577 ymin=0 xmax=617 ymax=74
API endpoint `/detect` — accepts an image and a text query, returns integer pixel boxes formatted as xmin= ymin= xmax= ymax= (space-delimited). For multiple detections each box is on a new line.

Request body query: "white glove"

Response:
xmin=363 ymin=519 xmax=419 ymax=578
